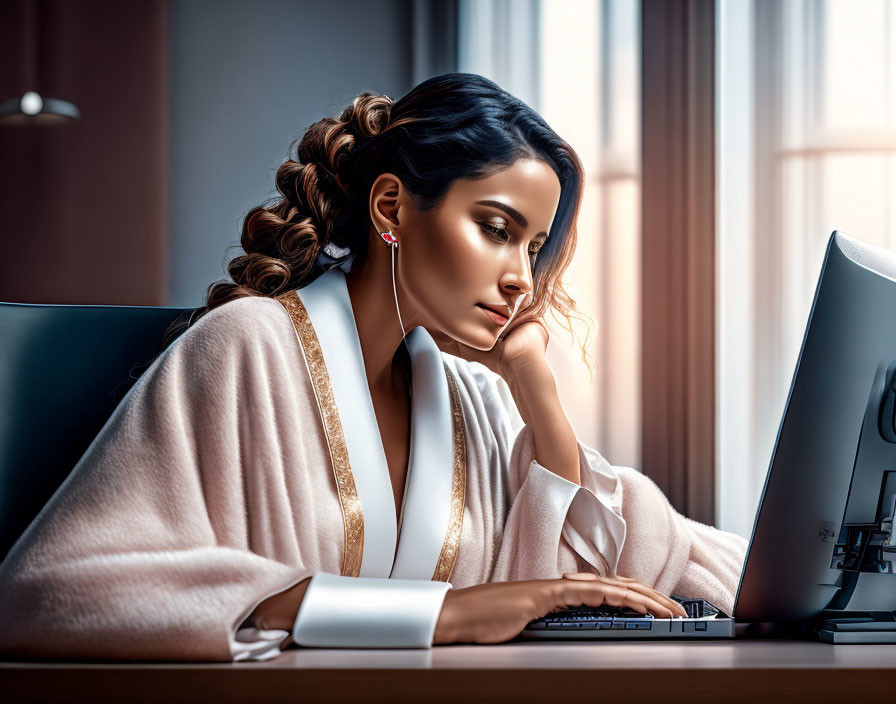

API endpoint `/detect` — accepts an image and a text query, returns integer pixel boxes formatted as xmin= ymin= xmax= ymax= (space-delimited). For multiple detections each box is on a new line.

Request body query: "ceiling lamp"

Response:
xmin=0 ymin=0 xmax=81 ymax=125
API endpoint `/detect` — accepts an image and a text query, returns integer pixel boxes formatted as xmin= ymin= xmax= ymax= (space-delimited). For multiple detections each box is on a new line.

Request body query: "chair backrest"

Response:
xmin=0 ymin=301 xmax=193 ymax=559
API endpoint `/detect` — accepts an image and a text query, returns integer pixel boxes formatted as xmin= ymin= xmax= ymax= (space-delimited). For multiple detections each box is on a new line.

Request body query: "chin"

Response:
xmin=459 ymin=323 xmax=501 ymax=351
xmin=432 ymin=320 xmax=498 ymax=352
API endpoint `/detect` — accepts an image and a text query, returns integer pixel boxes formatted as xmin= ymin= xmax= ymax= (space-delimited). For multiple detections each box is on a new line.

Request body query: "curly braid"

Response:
xmin=155 ymin=73 xmax=596 ymax=376
xmin=157 ymin=91 xmax=394 ymax=352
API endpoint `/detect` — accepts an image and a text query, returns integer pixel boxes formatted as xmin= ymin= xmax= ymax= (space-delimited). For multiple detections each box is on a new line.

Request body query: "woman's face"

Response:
xmin=378 ymin=158 xmax=562 ymax=351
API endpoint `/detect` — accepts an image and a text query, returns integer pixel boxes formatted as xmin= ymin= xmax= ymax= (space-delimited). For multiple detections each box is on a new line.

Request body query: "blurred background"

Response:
xmin=1 ymin=0 xmax=888 ymax=540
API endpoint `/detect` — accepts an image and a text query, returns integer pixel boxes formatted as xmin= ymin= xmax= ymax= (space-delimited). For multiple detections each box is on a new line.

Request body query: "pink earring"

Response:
xmin=380 ymin=230 xmax=398 ymax=246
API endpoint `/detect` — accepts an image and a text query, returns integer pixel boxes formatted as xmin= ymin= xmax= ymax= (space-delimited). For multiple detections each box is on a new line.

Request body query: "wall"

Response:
xmin=0 ymin=0 xmax=415 ymax=307
xmin=0 ymin=0 xmax=168 ymax=305
xmin=167 ymin=0 xmax=414 ymax=307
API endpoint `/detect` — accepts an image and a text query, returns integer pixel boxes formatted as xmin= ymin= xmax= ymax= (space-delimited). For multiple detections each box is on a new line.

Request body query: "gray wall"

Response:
xmin=168 ymin=0 xmax=414 ymax=307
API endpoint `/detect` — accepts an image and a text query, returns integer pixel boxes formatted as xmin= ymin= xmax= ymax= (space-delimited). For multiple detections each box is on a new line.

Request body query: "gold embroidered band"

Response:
xmin=277 ymin=289 xmax=466 ymax=582
xmin=432 ymin=361 xmax=467 ymax=582
xmin=276 ymin=291 xmax=364 ymax=578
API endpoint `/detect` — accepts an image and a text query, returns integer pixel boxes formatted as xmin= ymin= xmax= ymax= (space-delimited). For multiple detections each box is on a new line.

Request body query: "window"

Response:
xmin=459 ymin=0 xmax=642 ymax=469
xmin=717 ymin=0 xmax=896 ymax=537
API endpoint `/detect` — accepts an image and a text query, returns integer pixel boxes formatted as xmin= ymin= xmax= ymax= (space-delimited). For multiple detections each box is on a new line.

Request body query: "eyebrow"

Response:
xmin=475 ymin=199 xmax=548 ymax=240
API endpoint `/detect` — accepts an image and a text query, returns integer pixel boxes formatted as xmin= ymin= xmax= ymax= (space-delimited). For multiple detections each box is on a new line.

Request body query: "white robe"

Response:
xmin=0 ymin=265 xmax=746 ymax=662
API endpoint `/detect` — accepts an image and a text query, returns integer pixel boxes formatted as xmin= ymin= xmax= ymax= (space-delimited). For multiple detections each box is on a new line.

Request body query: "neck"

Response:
xmin=344 ymin=246 xmax=416 ymax=397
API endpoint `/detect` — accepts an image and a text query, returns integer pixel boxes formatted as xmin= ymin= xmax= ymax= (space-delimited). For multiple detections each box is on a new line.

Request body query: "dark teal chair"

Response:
xmin=0 ymin=301 xmax=194 ymax=559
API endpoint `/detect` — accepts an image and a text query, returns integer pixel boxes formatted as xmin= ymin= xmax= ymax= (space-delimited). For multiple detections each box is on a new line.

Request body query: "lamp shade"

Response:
xmin=0 ymin=90 xmax=81 ymax=124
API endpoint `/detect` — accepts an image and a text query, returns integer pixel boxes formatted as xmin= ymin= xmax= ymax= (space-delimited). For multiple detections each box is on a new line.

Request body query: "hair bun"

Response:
xmin=341 ymin=90 xmax=394 ymax=139
xmin=293 ymin=91 xmax=392 ymax=200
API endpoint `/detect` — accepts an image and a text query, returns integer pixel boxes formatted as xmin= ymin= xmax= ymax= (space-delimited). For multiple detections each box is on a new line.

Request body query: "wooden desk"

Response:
xmin=3 ymin=638 xmax=895 ymax=703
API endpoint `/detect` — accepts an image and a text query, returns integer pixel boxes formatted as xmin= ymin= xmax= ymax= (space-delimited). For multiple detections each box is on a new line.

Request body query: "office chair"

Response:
xmin=0 ymin=300 xmax=193 ymax=559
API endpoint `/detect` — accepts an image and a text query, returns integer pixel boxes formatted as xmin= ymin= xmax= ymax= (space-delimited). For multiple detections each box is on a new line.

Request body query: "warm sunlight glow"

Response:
xmin=718 ymin=0 xmax=896 ymax=536
xmin=539 ymin=0 xmax=641 ymax=468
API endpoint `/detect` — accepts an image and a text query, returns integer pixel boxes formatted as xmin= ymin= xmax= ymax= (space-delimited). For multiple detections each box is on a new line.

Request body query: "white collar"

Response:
xmin=296 ymin=267 xmax=456 ymax=579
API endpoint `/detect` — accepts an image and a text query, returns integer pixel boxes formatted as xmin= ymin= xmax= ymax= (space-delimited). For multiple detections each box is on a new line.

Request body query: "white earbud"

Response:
xmin=379 ymin=230 xmax=409 ymax=351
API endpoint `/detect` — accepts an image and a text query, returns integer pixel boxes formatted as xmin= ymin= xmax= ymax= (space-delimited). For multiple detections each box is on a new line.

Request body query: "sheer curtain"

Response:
xmin=458 ymin=0 xmax=642 ymax=468
xmin=717 ymin=0 xmax=896 ymax=538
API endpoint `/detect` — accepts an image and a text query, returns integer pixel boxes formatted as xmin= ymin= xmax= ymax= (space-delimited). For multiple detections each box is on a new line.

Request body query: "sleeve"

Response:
xmin=290 ymin=573 xmax=452 ymax=648
xmin=458 ymin=359 xmax=628 ymax=581
xmin=0 ymin=298 xmax=316 ymax=662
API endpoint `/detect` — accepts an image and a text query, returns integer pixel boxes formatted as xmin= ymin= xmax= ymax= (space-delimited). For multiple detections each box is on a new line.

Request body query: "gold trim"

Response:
xmin=276 ymin=291 xmax=364 ymax=577
xmin=432 ymin=362 xmax=467 ymax=582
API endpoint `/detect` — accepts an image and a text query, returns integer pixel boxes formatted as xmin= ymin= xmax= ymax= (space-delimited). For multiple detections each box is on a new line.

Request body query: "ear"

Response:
xmin=368 ymin=172 xmax=407 ymax=234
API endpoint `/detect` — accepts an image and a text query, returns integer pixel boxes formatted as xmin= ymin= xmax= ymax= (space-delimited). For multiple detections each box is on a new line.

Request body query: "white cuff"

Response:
xmin=230 ymin=626 xmax=290 ymax=661
xmin=564 ymin=481 xmax=626 ymax=577
xmin=292 ymin=573 xmax=452 ymax=648
xmin=528 ymin=446 xmax=627 ymax=578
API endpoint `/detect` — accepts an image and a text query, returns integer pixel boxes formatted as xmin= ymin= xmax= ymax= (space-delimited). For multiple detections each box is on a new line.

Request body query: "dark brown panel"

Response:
xmin=0 ymin=0 xmax=167 ymax=305
xmin=2 ymin=646 xmax=896 ymax=704
xmin=640 ymin=0 xmax=716 ymax=524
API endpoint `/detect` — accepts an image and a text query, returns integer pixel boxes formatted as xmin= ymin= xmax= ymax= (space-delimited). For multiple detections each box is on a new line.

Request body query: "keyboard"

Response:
xmin=524 ymin=595 xmax=721 ymax=633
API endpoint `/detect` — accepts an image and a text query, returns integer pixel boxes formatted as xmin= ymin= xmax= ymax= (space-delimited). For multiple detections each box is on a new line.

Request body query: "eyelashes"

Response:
xmin=479 ymin=222 xmax=508 ymax=240
xmin=479 ymin=222 xmax=542 ymax=257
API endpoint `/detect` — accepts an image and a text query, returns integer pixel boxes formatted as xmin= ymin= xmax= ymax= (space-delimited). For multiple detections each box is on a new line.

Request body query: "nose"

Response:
xmin=500 ymin=247 xmax=534 ymax=300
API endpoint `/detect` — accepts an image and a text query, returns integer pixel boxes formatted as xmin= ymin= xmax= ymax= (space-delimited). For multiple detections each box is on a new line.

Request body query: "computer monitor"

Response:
xmin=734 ymin=230 xmax=896 ymax=631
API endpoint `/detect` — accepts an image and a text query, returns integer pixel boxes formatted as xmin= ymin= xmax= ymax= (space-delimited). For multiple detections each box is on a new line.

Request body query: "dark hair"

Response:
xmin=159 ymin=72 xmax=594 ymax=371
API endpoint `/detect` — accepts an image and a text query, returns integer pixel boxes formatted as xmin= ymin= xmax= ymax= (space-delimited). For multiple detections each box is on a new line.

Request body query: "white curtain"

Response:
xmin=457 ymin=0 xmax=542 ymax=111
xmin=716 ymin=0 xmax=896 ymax=538
xmin=458 ymin=0 xmax=642 ymax=470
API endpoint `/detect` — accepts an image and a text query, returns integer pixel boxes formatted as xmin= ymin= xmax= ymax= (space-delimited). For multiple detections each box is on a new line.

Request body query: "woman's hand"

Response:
xmin=428 ymin=307 xmax=550 ymax=380
xmin=429 ymin=302 xmax=578 ymax=481
xmin=249 ymin=577 xmax=313 ymax=632
xmin=433 ymin=573 xmax=688 ymax=645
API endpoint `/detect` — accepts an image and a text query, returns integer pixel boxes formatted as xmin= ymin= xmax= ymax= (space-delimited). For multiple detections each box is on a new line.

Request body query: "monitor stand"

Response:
xmin=809 ymin=610 xmax=896 ymax=643
xmin=800 ymin=572 xmax=896 ymax=643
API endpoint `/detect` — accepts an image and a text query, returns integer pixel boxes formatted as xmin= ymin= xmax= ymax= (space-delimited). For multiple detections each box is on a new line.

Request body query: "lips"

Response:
xmin=476 ymin=303 xmax=509 ymax=325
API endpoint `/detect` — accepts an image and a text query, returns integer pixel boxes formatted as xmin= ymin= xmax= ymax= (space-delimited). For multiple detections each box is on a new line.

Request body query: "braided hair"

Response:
xmin=158 ymin=73 xmax=593 ymax=372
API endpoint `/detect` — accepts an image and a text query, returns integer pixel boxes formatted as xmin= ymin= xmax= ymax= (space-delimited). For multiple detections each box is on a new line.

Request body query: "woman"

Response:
xmin=0 ymin=73 xmax=747 ymax=662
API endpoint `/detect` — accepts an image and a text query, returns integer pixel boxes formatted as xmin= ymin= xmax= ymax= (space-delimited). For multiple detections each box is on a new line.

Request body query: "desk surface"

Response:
xmin=3 ymin=639 xmax=896 ymax=703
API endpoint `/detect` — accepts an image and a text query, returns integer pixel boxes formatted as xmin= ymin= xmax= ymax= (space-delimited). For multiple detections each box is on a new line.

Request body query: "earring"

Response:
xmin=379 ymin=230 xmax=409 ymax=349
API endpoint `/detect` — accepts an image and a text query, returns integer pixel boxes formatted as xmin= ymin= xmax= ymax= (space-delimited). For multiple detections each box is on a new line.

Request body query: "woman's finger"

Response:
xmin=590 ymin=583 xmax=675 ymax=618
xmin=561 ymin=572 xmax=599 ymax=581
xmin=562 ymin=572 xmax=686 ymax=617
xmin=561 ymin=581 xmax=677 ymax=619
xmin=613 ymin=575 xmax=687 ymax=617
